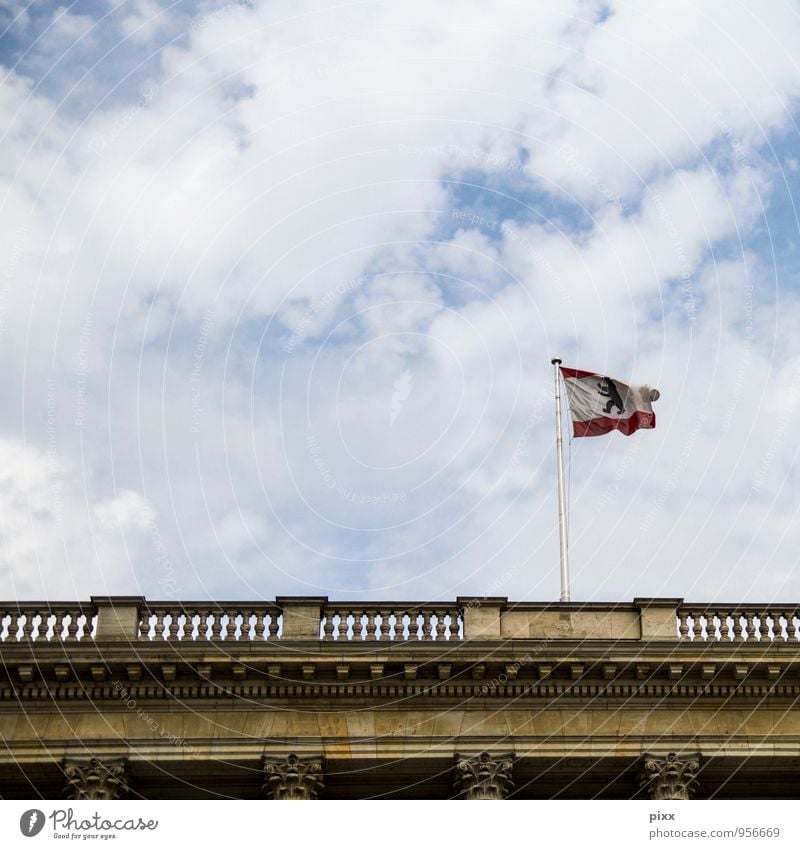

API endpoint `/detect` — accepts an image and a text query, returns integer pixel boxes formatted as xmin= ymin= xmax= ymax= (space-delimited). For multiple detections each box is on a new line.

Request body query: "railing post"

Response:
xmin=91 ymin=596 xmax=145 ymax=641
xmin=277 ymin=597 xmax=328 ymax=640
xmin=457 ymin=597 xmax=506 ymax=639
xmin=635 ymin=598 xmax=683 ymax=640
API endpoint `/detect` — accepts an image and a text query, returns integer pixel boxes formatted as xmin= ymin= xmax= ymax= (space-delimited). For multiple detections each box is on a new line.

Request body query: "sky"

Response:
xmin=2 ymin=0 xmax=800 ymax=605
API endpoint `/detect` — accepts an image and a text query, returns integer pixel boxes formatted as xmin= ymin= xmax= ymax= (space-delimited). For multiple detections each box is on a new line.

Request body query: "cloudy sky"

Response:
xmin=2 ymin=0 xmax=800 ymax=605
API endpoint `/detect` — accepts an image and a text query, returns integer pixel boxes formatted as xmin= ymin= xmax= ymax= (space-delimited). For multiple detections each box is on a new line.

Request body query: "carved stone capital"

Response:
xmin=262 ymin=754 xmax=324 ymax=799
xmin=63 ymin=757 xmax=130 ymax=800
xmin=640 ymin=752 xmax=700 ymax=800
xmin=454 ymin=752 xmax=514 ymax=799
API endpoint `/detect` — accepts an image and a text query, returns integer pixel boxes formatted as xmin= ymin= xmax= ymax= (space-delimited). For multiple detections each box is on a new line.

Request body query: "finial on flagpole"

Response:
xmin=551 ymin=357 xmax=570 ymax=602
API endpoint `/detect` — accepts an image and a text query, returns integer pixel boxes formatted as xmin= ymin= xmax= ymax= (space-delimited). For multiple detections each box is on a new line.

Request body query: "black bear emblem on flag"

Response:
xmin=597 ymin=377 xmax=625 ymax=415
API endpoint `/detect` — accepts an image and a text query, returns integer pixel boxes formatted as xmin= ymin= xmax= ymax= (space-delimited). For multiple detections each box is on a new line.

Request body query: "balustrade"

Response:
xmin=0 ymin=604 xmax=95 ymax=642
xmin=320 ymin=606 xmax=461 ymax=641
xmin=3 ymin=597 xmax=800 ymax=643
xmin=136 ymin=603 xmax=282 ymax=640
xmin=677 ymin=607 xmax=800 ymax=641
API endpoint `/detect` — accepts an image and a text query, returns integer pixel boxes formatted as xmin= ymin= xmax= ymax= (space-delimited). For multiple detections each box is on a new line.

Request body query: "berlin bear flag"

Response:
xmin=559 ymin=366 xmax=660 ymax=437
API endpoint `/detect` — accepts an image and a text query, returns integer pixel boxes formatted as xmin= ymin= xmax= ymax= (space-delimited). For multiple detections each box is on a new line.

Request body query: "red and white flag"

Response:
xmin=560 ymin=367 xmax=660 ymax=437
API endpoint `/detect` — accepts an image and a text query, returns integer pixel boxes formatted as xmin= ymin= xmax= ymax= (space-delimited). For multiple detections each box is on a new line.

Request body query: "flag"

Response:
xmin=560 ymin=367 xmax=660 ymax=437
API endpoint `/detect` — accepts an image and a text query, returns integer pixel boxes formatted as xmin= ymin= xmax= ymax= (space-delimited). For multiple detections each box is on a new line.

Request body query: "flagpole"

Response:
xmin=551 ymin=357 xmax=570 ymax=602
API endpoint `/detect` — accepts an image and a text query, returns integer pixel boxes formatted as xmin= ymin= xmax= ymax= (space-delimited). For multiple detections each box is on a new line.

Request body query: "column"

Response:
xmin=63 ymin=757 xmax=130 ymax=800
xmin=453 ymin=752 xmax=514 ymax=799
xmin=262 ymin=754 xmax=324 ymax=799
xmin=639 ymin=752 xmax=700 ymax=800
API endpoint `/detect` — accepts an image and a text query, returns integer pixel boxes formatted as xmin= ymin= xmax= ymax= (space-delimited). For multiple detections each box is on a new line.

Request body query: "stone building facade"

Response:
xmin=1 ymin=596 xmax=798 ymax=799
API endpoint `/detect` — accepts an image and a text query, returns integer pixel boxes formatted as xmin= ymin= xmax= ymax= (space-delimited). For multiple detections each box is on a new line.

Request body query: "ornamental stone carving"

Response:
xmin=262 ymin=754 xmax=324 ymax=799
xmin=454 ymin=752 xmax=514 ymax=799
xmin=63 ymin=757 xmax=130 ymax=800
xmin=639 ymin=752 xmax=700 ymax=800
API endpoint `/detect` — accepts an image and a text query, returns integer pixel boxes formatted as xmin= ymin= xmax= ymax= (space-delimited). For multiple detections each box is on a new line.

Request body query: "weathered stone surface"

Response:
xmin=1 ymin=595 xmax=799 ymax=798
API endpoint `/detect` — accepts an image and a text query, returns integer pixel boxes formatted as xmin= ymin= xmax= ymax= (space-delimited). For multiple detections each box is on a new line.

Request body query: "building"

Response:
xmin=1 ymin=596 xmax=798 ymax=799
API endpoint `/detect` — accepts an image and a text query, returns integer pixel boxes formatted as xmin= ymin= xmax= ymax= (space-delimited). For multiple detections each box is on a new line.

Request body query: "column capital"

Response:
xmin=454 ymin=752 xmax=514 ymax=799
xmin=262 ymin=754 xmax=324 ymax=799
xmin=639 ymin=752 xmax=700 ymax=800
xmin=63 ymin=757 xmax=130 ymax=800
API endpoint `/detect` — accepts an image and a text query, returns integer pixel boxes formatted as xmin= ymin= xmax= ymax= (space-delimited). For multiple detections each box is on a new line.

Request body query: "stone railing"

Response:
xmin=137 ymin=602 xmax=282 ymax=641
xmin=677 ymin=605 xmax=800 ymax=641
xmin=321 ymin=603 xmax=461 ymax=641
xmin=0 ymin=603 xmax=96 ymax=642
xmin=1 ymin=596 xmax=798 ymax=643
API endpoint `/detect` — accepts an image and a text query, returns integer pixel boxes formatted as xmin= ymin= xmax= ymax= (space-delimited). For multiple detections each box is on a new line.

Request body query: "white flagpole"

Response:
xmin=551 ymin=357 xmax=570 ymax=602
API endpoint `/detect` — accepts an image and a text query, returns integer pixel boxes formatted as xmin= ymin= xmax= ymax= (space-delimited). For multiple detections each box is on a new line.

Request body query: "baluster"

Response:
xmin=366 ymin=610 xmax=377 ymax=641
xmin=779 ymin=611 xmax=790 ymax=642
xmin=449 ymin=610 xmax=460 ymax=640
xmin=67 ymin=611 xmax=80 ymax=642
xmin=33 ymin=610 xmax=48 ymax=641
xmin=351 ymin=610 xmax=363 ymax=640
xmin=52 ymin=609 xmax=65 ymax=641
xmin=782 ymin=610 xmax=794 ymax=643
xmin=11 ymin=612 xmax=23 ymax=641
xmin=744 ymin=612 xmax=755 ymax=641
xmin=723 ymin=612 xmax=735 ymax=641
xmin=390 ymin=610 xmax=401 ymax=641
xmin=322 ymin=610 xmax=334 ymax=641
xmin=678 ymin=612 xmax=690 ymax=640
xmin=22 ymin=611 xmax=34 ymax=641
xmin=241 ymin=610 xmax=252 ymax=641
xmin=179 ymin=610 xmax=189 ymax=640
xmin=138 ymin=610 xmax=149 ymax=639
xmin=153 ymin=610 xmax=166 ymax=640
xmin=254 ymin=610 xmax=266 ymax=641
xmin=226 ymin=610 xmax=239 ymax=640
xmin=338 ymin=611 xmax=349 ymax=640
xmin=732 ymin=612 xmax=744 ymax=642
xmin=434 ymin=611 xmax=445 ymax=641
xmin=193 ymin=609 xmax=203 ymax=640
xmin=406 ymin=611 xmax=418 ymax=640
xmin=167 ymin=611 xmax=180 ymax=641
xmin=210 ymin=610 xmax=223 ymax=640
xmin=268 ymin=610 xmax=279 ymax=639
xmin=766 ymin=611 xmax=778 ymax=641
xmin=45 ymin=609 xmax=57 ymax=640
xmin=422 ymin=610 xmax=432 ymax=641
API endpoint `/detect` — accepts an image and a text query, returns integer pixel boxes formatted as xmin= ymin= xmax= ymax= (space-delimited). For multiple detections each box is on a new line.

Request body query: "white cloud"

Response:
xmin=1 ymin=1 xmax=800 ymax=603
